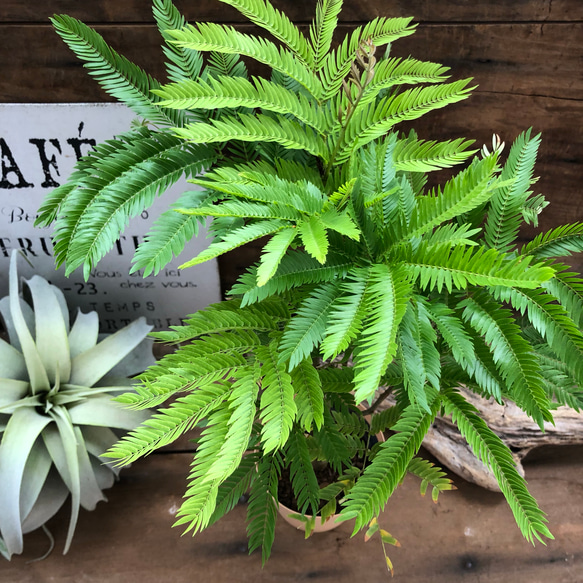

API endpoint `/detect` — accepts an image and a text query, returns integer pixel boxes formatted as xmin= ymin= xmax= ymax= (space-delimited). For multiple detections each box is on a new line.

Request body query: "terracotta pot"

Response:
xmin=276 ymin=500 xmax=342 ymax=533
xmin=277 ymin=420 xmax=385 ymax=534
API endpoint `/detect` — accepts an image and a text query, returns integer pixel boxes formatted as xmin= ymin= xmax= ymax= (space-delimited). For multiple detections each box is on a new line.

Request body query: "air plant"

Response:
xmin=0 ymin=251 xmax=154 ymax=559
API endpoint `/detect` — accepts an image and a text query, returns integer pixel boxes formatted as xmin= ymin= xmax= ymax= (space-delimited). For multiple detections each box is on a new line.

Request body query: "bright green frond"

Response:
xmin=207 ymin=451 xmax=260 ymax=527
xmin=442 ymin=388 xmax=553 ymax=544
xmin=339 ymin=390 xmax=440 ymax=533
xmin=247 ymin=454 xmax=280 ymax=565
xmin=390 ymin=176 xmax=416 ymax=228
xmin=279 ymin=282 xmax=341 ymax=370
xmin=521 ymin=223 xmax=583 ymax=259
xmin=491 ymin=286 xmax=583 ymax=386
xmin=352 ymin=264 xmax=411 ymax=403
xmin=104 ymin=384 xmax=228 ymax=465
xmin=130 ymin=190 xmax=211 ymax=277
xmin=155 ymin=75 xmax=326 ymax=132
xmin=484 ymin=130 xmax=541 ymax=252
xmin=173 ymin=407 xmax=231 ymax=534
xmin=392 ymin=136 xmax=477 ymax=172
xmin=542 ymin=266 xmax=583 ymax=327
xmin=180 ymin=200 xmax=303 ymax=221
xmin=179 ymin=219 xmax=288 ymax=269
xmin=51 ymin=129 xmax=215 ymax=278
xmin=463 ymin=330 xmax=506 ymax=402
xmin=425 ymin=301 xmax=475 ymax=368
xmin=310 ymin=0 xmax=343 ymax=70
xmin=194 ymin=173 xmax=327 ymax=214
xmin=170 ymin=23 xmax=322 ymax=98
xmin=321 ymin=17 xmax=417 ymax=99
xmin=319 ymin=209 xmax=360 ymax=239
xmin=402 ymin=242 xmax=554 ymax=293
xmin=321 ymin=266 xmax=371 ymax=360
xmin=174 ymin=113 xmax=327 ymax=159
xmin=206 ymin=366 xmax=259 ymax=482
xmin=459 ymin=291 xmax=552 ymax=428
xmin=256 ymin=227 xmax=298 ymax=287
xmin=298 ymin=216 xmax=330 ymax=264
xmin=405 ymin=155 xmax=500 ymax=239
xmin=537 ymin=352 xmax=583 ymax=411
xmin=36 ymin=127 xmax=136 ymax=235
xmin=204 ymin=51 xmax=248 ymax=80
xmin=152 ymin=0 xmax=205 ymax=85
xmin=119 ymin=352 xmax=247 ymax=410
xmin=347 ymin=180 xmax=379 ymax=258
xmin=218 ymin=0 xmax=314 ymax=67
xmin=36 ymin=147 xmax=103 ymax=228
xmin=337 ymin=80 xmax=473 ymax=162
xmin=398 ymin=300 xmax=440 ymax=413
xmin=232 ymin=250 xmax=352 ymax=306
xmin=291 ymin=358 xmax=324 ymax=431
xmin=257 ymin=342 xmax=297 ymax=453
xmin=360 ymin=57 xmax=451 ymax=105
xmin=51 ymin=15 xmax=184 ymax=127
xmin=152 ymin=304 xmax=281 ymax=343
xmin=423 ymin=223 xmax=481 ymax=249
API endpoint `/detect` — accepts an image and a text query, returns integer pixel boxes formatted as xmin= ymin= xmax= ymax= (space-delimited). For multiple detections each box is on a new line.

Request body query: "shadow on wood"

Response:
xmin=2 ymin=448 xmax=582 ymax=582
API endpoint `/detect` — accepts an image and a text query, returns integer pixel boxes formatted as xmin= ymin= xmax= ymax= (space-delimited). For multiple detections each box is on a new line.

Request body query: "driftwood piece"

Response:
xmin=383 ymin=389 xmax=583 ymax=492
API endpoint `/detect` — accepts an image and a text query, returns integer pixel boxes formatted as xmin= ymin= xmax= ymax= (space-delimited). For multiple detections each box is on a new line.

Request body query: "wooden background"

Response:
xmin=1 ymin=1 xmax=582 ymax=581
xmin=1 ymin=0 xmax=583 ymax=276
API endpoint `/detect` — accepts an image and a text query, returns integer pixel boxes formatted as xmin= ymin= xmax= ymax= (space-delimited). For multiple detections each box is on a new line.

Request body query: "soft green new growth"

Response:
xmin=39 ymin=0 xmax=583 ymax=568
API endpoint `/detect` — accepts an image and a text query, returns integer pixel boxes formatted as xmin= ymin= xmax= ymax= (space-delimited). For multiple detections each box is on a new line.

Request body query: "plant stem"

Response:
xmin=323 ymin=43 xmax=376 ymax=183
xmin=361 ymin=385 xmax=393 ymax=416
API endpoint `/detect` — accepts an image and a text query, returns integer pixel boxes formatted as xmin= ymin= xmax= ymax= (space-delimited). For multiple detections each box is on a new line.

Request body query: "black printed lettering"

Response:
xmin=29 ymin=138 xmax=62 ymax=188
xmin=0 ymin=138 xmax=33 ymax=189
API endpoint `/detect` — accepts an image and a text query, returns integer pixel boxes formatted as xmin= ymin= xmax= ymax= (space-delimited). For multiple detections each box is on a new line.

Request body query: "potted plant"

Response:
xmin=0 ymin=251 xmax=155 ymax=559
xmin=37 ymin=0 xmax=583 ymax=570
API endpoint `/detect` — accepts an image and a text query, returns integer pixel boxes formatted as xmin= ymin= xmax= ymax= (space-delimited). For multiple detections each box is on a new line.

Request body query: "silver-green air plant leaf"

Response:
xmin=0 ymin=251 xmax=154 ymax=559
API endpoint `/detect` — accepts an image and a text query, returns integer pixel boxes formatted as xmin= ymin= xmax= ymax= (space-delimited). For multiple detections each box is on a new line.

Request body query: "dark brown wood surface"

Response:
xmin=1 ymin=446 xmax=582 ymax=582
xmin=2 ymin=0 xmax=583 ymax=23
xmin=1 ymin=0 xmax=581 ymax=265
xmin=1 ymin=5 xmax=582 ymax=578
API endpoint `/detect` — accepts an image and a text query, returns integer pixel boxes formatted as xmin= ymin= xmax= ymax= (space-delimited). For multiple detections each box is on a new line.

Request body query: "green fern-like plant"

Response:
xmin=39 ymin=0 xmax=583 ymax=569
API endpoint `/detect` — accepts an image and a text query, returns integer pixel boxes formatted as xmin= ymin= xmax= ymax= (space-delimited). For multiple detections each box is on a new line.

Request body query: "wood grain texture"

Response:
xmin=1 ymin=24 xmax=580 ymax=230
xmin=0 ymin=1 xmax=581 ymax=281
xmin=1 ymin=449 xmax=581 ymax=582
xmin=0 ymin=4 xmax=582 ymax=580
xmin=2 ymin=0 xmax=583 ymax=23
xmin=1 ymin=22 xmax=581 ymax=100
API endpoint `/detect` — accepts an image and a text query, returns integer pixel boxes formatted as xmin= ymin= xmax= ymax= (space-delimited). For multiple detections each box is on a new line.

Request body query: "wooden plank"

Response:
xmin=1 ymin=448 xmax=582 ymax=581
xmin=4 ymin=24 xmax=579 ymax=223
xmin=2 ymin=0 xmax=582 ymax=24
xmin=1 ymin=23 xmax=580 ymax=102
xmin=403 ymin=91 xmax=583 ymax=237
xmin=1 ymin=21 xmax=580 ymax=286
xmin=395 ymin=23 xmax=583 ymax=101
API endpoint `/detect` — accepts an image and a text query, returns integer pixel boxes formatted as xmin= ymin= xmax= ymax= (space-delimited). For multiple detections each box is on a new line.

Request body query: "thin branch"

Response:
xmin=361 ymin=385 xmax=393 ymax=415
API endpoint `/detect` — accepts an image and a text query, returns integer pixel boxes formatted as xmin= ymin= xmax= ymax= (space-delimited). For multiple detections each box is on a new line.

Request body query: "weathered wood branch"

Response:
xmin=383 ymin=389 xmax=583 ymax=492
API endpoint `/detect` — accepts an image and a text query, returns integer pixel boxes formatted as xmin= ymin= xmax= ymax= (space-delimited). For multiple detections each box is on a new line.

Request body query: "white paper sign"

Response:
xmin=0 ymin=103 xmax=221 ymax=331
